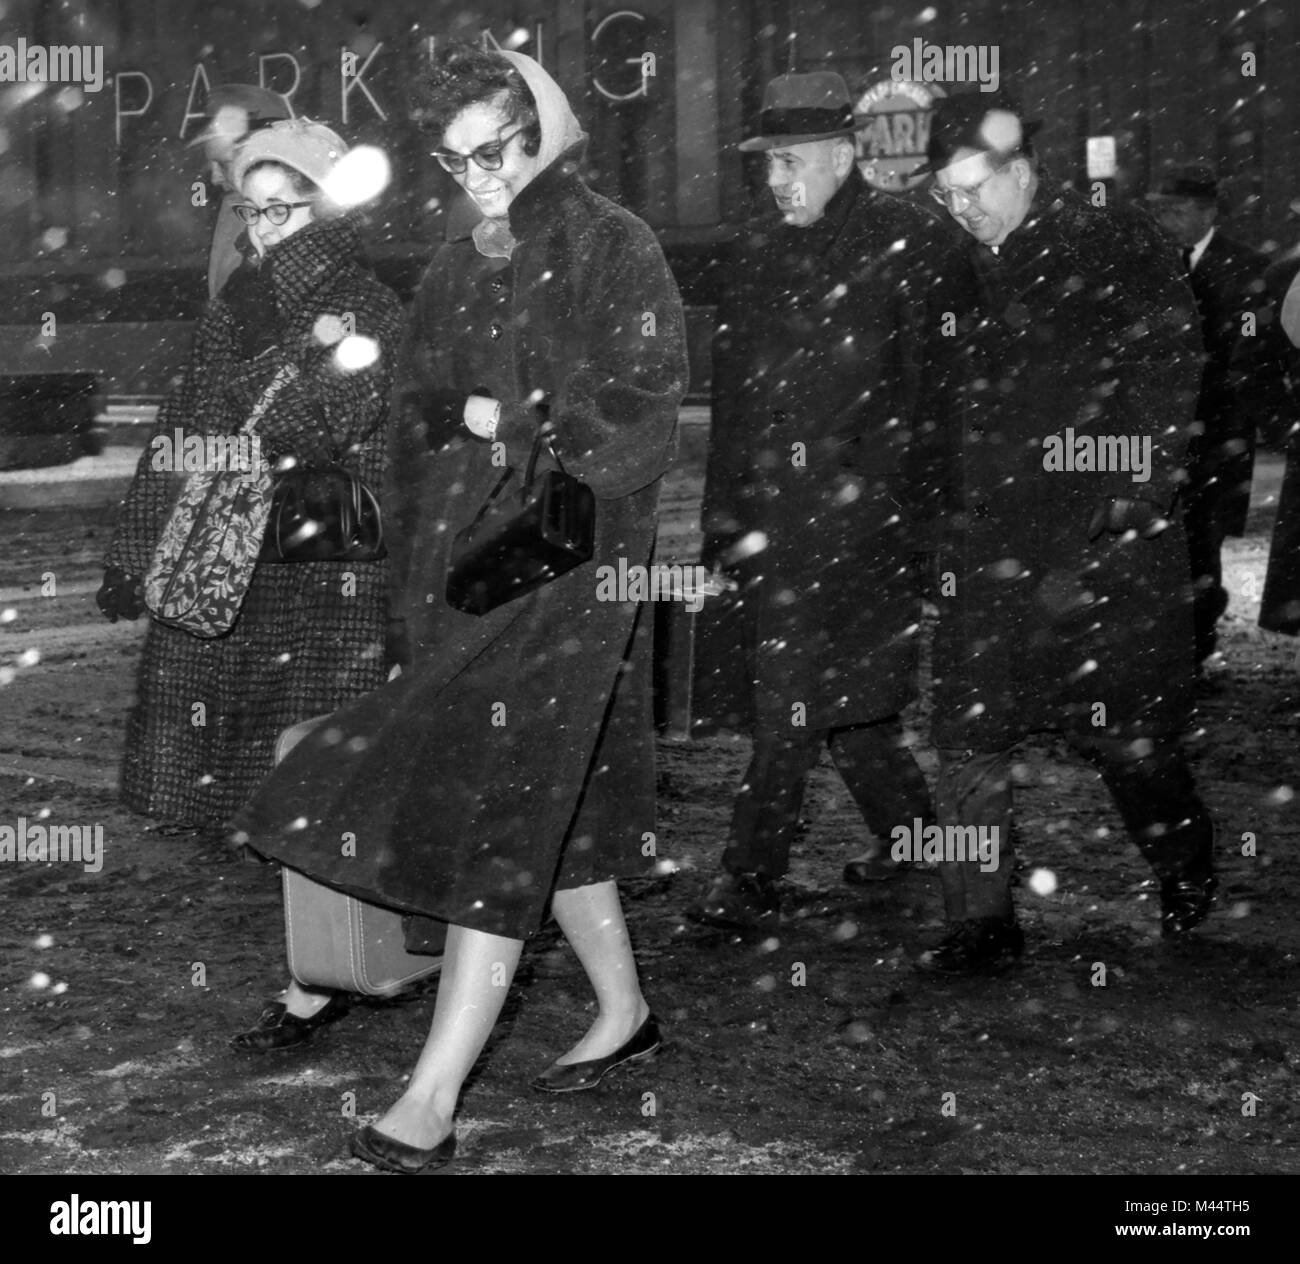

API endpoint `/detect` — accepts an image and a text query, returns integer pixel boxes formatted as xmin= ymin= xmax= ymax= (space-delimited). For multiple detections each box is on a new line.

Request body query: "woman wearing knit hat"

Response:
xmin=233 ymin=47 xmax=689 ymax=1173
xmin=101 ymin=121 xmax=403 ymax=851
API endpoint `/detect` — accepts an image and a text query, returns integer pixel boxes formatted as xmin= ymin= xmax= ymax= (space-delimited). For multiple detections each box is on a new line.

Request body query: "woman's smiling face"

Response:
xmin=441 ymin=93 xmax=542 ymax=219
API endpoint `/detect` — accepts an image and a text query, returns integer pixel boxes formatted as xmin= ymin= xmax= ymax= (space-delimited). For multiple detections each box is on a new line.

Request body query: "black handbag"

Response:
xmin=259 ymin=463 xmax=386 ymax=563
xmin=446 ymin=430 xmax=595 ymax=615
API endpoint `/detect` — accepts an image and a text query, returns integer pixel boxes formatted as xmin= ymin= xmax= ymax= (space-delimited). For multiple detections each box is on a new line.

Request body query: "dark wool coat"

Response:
xmin=1259 ymin=253 xmax=1300 ymax=635
xmin=1185 ymin=230 xmax=1273 ymax=537
xmin=917 ymin=184 xmax=1202 ymax=750
xmin=697 ymin=169 xmax=945 ymax=734
xmin=107 ymin=216 xmax=403 ymax=826
xmin=236 ymin=154 xmax=689 ymax=939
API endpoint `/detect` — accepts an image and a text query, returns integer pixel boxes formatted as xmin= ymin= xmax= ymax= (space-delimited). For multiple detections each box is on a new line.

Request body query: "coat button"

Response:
xmin=973 ymin=501 xmax=990 ymax=518
xmin=488 ymin=322 xmax=504 ymax=340
xmin=773 ymin=409 xmax=788 ymax=423
xmin=489 ymin=275 xmax=505 ymax=292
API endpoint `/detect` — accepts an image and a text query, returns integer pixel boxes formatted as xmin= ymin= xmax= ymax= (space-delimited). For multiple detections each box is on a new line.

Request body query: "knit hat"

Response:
xmin=231 ymin=119 xmax=348 ymax=194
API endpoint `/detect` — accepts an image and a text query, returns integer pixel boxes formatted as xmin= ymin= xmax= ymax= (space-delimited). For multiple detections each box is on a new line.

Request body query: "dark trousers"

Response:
xmin=1185 ymin=486 xmax=1229 ymax=662
xmin=935 ymin=734 xmax=1213 ymax=921
xmin=722 ymin=715 xmax=933 ymax=878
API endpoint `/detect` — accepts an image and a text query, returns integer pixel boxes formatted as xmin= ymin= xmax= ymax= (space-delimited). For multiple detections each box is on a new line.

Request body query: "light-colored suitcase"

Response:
xmin=275 ymin=716 xmax=444 ymax=997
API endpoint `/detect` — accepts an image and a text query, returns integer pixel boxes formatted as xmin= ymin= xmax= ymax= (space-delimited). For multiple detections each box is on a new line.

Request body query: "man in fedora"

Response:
xmin=190 ymin=84 xmax=293 ymax=297
xmin=1148 ymin=163 xmax=1276 ymax=664
xmin=689 ymin=71 xmax=942 ymax=930
xmin=913 ymin=91 xmax=1216 ymax=970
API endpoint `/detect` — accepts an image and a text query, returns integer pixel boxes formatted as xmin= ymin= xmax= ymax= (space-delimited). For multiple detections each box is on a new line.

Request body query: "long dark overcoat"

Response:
xmin=237 ymin=154 xmax=689 ymax=939
xmin=918 ymin=185 xmax=1202 ymax=750
xmin=1259 ymin=252 xmax=1300 ymax=635
xmin=108 ymin=217 xmax=403 ymax=825
xmin=697 ymin=169 xmax=944 ymax=733
xmin=1185 ymin=230 xmax=1273 ymax=537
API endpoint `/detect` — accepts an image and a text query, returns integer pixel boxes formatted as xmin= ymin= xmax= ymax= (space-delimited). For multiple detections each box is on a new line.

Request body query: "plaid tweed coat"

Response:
xmin=106 ymin=216 xmax=403 ymax=827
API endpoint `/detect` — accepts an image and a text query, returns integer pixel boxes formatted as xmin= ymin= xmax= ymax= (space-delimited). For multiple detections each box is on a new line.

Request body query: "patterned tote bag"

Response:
xmin=144 ymin=363 xmax=297 ymax=637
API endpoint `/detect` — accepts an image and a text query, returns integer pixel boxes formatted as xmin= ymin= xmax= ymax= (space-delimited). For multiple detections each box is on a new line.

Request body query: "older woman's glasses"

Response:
xmin=929 ymin=160 xmax=1011 ymax=211
xmin=232 ymin=201 xmax=315 ymax=227
xmin=432 ymin=124 xmax=527 ymax=175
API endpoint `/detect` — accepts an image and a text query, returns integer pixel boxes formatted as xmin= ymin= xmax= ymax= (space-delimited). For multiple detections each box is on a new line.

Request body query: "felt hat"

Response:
xmin=738 ymin=71 xmax=864 ymax=152
xmin=917 ymin=88 xmax=1041 ymax=175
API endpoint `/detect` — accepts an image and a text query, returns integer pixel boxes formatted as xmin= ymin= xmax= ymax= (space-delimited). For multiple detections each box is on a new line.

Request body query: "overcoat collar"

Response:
xmin=261 ymin=215 xmax=362 ymax=320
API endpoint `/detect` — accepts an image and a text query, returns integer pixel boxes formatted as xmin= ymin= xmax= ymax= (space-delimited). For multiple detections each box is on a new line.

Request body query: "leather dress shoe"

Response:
xmin=1161 ymin=873 xmax=1217 ymax=936
xmin=917 ymin=916 xmax=1025 ymax=975
xmin=350 ymin=1123 xmax=456 ymax=1174
xmin=229 ymin=992 xmax=349 ymax=1052
xmin=685 ymin=872 xmax=779 ymax=930
xmin=532 ymin=1013 xmax=662 ymax=1093
xmin=843 ymin=853 xmax=907 ymax=885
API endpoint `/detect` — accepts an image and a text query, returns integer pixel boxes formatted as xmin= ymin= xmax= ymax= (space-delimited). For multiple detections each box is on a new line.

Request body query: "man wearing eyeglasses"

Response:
xmin=689 ymin=72 xmax=945 ymax=931
xmin=913 ymin=91 xmax=1216 ymax=971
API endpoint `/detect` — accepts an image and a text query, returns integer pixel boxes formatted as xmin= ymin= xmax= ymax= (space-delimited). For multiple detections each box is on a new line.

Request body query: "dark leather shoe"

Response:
xmin=229 ymin=992 xmax=349 ymax=1052
xmin=843 ymin=853 xmax=907 ymax=885
xmin=917 ymin=916 xmax=1024 ymax=975
xmin=685 ymin=872 xmax=779 ymax=930
xmin=350 ymin=1123 xmax=456 ymax=1174
xmin=532 ymin=1013 xmax=662 ymax=1093
xmin=1161 ymin=873 xmax=1217 ymax=936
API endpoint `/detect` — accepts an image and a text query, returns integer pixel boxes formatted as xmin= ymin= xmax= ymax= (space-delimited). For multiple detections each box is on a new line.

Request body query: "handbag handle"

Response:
xmin=460 ymin=426 xmax=564 ymax=537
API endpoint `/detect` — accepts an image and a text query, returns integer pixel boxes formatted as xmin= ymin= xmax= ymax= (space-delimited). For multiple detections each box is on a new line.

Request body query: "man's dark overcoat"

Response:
xmin=1259 ymin=250 xmax=1300 ymax=635
xmin=1185 ymin=230 xmax=1273 ymax=537
xmin=917 ymin=184 xmax=1202 ymax=750
xmin=238 ymin=153 xmax=689 ymax=939
xmin=698 ymin=168 xmax=945 ymax=733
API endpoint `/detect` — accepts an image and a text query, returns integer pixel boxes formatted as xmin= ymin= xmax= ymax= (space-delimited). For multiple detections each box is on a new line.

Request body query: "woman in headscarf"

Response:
xmin=232 ymin=46 xmax=689 ymax=1173
xmin=97 ymin=120 xmax=402 ymax=841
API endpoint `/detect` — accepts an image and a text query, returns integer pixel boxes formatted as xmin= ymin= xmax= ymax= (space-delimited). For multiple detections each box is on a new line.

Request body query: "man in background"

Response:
xmin=1148 ymin=163 xmax=1274 ymax=665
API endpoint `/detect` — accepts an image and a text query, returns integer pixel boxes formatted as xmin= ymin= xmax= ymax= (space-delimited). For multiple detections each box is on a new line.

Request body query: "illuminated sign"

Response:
xmin=854 ymin=79 xmax=945 ymax=191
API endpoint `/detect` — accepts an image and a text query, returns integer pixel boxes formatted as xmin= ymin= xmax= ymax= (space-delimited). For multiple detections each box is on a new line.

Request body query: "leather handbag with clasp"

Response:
xmin=446 ymin=429 xmax=595 ymax=616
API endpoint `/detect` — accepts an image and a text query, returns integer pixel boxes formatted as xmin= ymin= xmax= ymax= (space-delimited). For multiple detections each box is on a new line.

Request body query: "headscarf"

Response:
xmin=470 ymin=51 xmax=587 ymax=259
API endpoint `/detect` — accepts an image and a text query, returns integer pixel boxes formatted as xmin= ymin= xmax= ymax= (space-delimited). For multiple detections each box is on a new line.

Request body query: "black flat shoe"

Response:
xmin=532 ymin=1013 xmax=662 ymax=1093
xmin=916 ymin=916 xmax=1024 ymax=975
xmin=229 ymin=992 xmax=350 ymax=1052
xmin=350 ymin=1124 xmax=456 ymax=1174
xmin=685 ymin=872 xmax=779 ymax=930
xmin=1161 ymin=873 xmax=1217 ymax=936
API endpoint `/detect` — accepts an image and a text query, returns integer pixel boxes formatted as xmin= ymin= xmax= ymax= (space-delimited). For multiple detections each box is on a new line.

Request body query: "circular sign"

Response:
xmin=855 ymin=80 xmax=945 ymax=191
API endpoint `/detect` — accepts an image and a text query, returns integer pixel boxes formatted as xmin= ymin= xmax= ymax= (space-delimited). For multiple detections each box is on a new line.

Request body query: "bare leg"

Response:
xmin=550 ymin=879 xmax=650 ymax=1064
xmin=371 ymin=923 xmax=523 ymax=1150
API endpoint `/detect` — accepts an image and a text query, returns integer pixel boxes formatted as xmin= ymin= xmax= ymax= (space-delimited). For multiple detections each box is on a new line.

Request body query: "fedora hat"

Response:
xmin=188 ymin=83 xmax=293 ymax=148
xmin=1145 ymin=162 xmax=1219 ymax=204
xmin=916 ymin=88 xmax=1041 ymax=175
xmin=739 ymin=71 xmax=863 ymax=152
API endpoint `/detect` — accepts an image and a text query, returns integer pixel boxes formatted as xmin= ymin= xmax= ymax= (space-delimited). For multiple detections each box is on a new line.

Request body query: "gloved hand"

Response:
xmin=96 ymin=567 xmax=145 ymax=622
xmin=403 ymin=385 xmax=495 ymax=451
xmin=1086 ymin=497 xmax=1170 ymax=542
